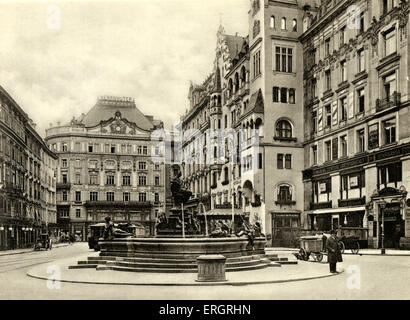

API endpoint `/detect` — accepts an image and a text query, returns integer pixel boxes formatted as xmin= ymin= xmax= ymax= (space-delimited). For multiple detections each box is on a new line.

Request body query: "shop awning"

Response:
xmin=308 ymin=206 xmax=365 ymax=215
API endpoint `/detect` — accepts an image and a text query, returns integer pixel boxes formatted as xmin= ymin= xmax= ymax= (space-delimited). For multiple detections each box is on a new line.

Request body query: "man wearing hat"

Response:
xmin=326 ymin=229 xmax=343 ymax=273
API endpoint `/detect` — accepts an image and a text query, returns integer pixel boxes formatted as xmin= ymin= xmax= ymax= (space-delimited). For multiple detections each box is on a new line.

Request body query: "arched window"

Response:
xmin=276 ymin=120 xmax=292 ymax=138
xmin=234 ymin=73 xmax=240 ymax=92
xmin=224 ymin=167 xmax=229 ymax=182
xmin=228 ymin=79 xmax=233 ymax=96
xmin=281 ymin=17 xmax=287 ymax=30
xmin=240 ymin=66 xmax=246 ymax=86
xmin=270 ymin=16 xmax=275 ymax=29
xmin=292 ymin=19 xmax=297 ymax=32
xmin=277 ymin=184 xmax=292 ymax=202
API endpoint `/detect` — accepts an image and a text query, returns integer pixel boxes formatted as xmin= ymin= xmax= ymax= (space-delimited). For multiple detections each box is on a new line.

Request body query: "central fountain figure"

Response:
xmin=155 ymin=164 xmax=201 ymax=237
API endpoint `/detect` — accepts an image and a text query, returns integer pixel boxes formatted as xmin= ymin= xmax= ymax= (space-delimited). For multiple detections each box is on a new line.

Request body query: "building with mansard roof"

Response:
xmin=45 ymin=96 xmax=170 ymax=240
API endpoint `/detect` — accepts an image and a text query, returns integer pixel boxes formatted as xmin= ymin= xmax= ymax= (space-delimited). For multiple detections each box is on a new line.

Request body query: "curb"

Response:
xmin=0 ymin=244 xmax=70 ymax=257
xmin=267 ymin=248 xmax=410 ymax=257
xmin=26 ymin=269 xmax=343 ymax=287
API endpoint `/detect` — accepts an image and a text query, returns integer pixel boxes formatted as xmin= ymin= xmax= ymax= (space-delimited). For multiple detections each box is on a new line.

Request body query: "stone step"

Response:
xmin=99 ymin=251 xmax=261 ymax=259
xmin=103 ymin=262 xmax=271 ymax=273
xmin=268 ymin=262 xmax=282 ymax=268
xmin=89 ymin=255 xmax=257 ymax=264
xmin=104 ymin=258 xmax=266 ymax=270
xmin=277 ymin=260 xmax=298 ymax=265
xmin=68 ymin=264 xmax=98 ymax=269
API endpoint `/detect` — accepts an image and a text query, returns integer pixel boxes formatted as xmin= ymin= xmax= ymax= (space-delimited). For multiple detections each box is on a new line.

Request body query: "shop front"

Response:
xmin=369 ymin=187 xmax=408 ymax=249
xmin=271 ymin=212 xmax=301 ymax=247
xmin=307 ymin=207 xmax=368 ymax=247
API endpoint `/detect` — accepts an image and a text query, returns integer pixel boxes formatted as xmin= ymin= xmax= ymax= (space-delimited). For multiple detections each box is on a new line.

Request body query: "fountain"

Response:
xmin=69 ymin=165 xmax=288 ymax=273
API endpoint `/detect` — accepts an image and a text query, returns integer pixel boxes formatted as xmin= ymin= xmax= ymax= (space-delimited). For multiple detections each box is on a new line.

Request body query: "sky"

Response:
xmin=0 ymin=0 xmax=249 ymax=137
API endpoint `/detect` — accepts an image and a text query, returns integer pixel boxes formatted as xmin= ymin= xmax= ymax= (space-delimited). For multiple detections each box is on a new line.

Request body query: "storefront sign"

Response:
xmin=319 ymin=183 xmax=327 ymax=193
xmin=350 ymin=176 xmax=358 ymax=188
xmin=380 ymin=204 xmax=400 ymax=218
xmin=274 ymin=213 xmax=300 ymax=218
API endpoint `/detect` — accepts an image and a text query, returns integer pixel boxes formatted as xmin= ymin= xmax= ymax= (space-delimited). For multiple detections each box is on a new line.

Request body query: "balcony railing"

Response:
xmin=338 ymin=197 xmax=366 ymax=208
xmin=84 ymin=201 xmax=152 ymax=208
xmin=310 ymin=201 xmax=332 ymax=210
xmin=275 ymin=200 xmax=296 ymax=206
xmin=215 ymin=203 xmax=235 ymax=209
xmin=376 ymin=92 xmax=401 ymax=113
xmin=56 ymin=183 xmax=71 ymax=190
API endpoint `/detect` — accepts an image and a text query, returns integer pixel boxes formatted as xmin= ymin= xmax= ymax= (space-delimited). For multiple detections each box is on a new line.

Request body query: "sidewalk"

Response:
xmin=0 ymin=243 xmax=70 ymax=257
xmin=265 ymin=247 xmax=410 ymax=256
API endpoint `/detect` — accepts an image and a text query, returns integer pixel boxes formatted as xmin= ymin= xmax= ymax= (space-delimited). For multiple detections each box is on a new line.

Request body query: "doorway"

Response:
xmin=381 ymin=219 xmax=405 ymax=248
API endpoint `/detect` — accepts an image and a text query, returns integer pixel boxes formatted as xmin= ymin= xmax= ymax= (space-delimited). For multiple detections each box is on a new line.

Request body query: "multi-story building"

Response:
xmin=301 ymin=0 xmax=410 ymax=249
xmin=180 ymin=0 xmax=316 ymax=245
xmin=45 ymin=96 xmax=167 ymax=240
xmin=0 ymin=85 xmax=57 ymax=250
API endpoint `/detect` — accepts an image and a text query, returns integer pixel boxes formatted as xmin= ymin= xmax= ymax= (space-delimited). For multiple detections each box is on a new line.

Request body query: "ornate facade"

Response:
xmin=301 ymin=0 xmax=410 ymax=248
xmin=45 ymin=96 xmax=168 ymax=240
xmin=180 ymin=0 xmax=317 ymax=244
xmin=0 ymin=85 xmax=57 ymax=250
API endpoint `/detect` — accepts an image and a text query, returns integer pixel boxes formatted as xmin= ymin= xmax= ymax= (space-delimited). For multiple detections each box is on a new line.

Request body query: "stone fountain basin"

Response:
xmin=99 ymin=237 xmax=267 ymax=259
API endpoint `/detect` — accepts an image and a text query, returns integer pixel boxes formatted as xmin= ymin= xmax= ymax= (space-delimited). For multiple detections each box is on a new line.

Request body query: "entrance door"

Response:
xmin=382 ymin=219 xmax=405 ymax=248
xmin=272 ymin=214 xmax=300 ymax=247
xmin=332 ymin=217 xmax=339 ymax=230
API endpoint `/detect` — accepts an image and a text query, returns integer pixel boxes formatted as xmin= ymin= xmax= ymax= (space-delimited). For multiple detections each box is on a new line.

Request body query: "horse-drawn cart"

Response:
xmin=298 ymin=235 xmax=327 ymax=262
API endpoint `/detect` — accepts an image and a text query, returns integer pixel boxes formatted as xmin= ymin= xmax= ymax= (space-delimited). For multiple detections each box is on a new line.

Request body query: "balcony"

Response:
xmin=338 ymin=197 xmax=366 ymax=208
xmin=56 ymin=183 xmax=71 ymax=190
xmin=274 ymin=136 xmax=297 ymax=142
xmin=84 ymin=201 xmax=152 ymax=208
xmin=376 ymin=92 xmax=401 ymax=113
xmin=310 ymin=201 xmax=332 ymax=210
xmin=275 ymin=200 xmax=296 ymax=206
xmin=215 ymin=203 xmax=234 ymax=209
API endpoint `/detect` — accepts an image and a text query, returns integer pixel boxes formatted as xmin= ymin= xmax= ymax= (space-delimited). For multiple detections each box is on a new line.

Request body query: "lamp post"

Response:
xmin=379 ymin=200 xmax=387 ymax=255
xmin=199 ymin=202 xmax=208 ymax=237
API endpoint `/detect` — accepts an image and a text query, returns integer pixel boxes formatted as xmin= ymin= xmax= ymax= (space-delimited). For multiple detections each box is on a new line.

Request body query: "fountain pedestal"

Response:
xmin=196 ymin=255 xmax=227 ymax=282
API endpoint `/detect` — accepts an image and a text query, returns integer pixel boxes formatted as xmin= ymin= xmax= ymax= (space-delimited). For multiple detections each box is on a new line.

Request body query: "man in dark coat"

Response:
xmin=326 ymin=229 xmax=343 ymax=273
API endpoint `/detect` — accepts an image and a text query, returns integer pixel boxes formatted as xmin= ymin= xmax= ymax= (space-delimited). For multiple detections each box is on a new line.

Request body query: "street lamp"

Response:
xmin=379 ymin=200 xmax=387 ymax=255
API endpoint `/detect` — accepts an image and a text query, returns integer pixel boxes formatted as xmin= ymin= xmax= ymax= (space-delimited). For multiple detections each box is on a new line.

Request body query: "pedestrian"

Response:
xmin=326 ymin=229 xmax=342 ymax=273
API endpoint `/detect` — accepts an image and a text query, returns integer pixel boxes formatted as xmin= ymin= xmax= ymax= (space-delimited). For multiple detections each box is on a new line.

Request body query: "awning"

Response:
xmin=308 ymin=206 xmax=366 ymax=215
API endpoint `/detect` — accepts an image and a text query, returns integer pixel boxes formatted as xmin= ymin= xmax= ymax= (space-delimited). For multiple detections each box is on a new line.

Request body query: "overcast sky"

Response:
xmin=0 ymin=0 xmax=249 ymax=137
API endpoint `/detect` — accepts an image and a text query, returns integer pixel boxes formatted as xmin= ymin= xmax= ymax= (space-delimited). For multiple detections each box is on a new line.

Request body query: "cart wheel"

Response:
xmin=316 ymin=253 xmax=323 ymax=262
xmin=299 ymin=248 xmax=308 ymax=261
xmin=351 ymin=241 xmax=360 ymax=254
xmin=338 ymin=241 xmax=345 ymax=254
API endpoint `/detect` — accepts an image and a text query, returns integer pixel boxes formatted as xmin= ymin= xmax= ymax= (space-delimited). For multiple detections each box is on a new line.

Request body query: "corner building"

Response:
xmin=0 ymin=86 xmax=57 ymax=250
xmin=45 ymin=96 xmax=167 ymax=240
xmin=301 ymin=0 xmax=410 ymax=248
xmin=180 ymin=0 xmax=316 ymax=246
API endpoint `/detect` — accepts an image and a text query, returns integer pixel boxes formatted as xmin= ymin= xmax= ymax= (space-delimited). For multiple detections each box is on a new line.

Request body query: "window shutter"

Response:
xmin=318 ymin=106 xmax=323 ymax=131
xmin=348 ymin=92 xmax=354 ymax=119
xmin=332 ymin=100 xmax=338 ymax=125
xmin=332 ymin=138 xmax=338 ymax=160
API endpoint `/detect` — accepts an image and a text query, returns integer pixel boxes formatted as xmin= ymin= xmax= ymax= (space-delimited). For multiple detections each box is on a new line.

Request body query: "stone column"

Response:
xmin=330 ymin=172 xmax=340 ymax=209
